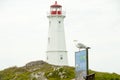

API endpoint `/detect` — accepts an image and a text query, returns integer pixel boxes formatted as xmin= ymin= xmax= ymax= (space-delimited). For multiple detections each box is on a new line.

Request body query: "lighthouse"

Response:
xmin=46 ymin=1 xmax=68 ymax=65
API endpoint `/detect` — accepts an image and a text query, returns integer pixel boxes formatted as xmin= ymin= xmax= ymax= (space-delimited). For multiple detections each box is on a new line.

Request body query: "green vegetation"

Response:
xmin=0 ymin=60 xmax=120 ymax=80
xmin=89 ymin=70 xmax=120 ymax=80
xmin=45 ymin=66 xmax=75 ymax=80
xmin=0 ymin=66 xmax=31 ymax=80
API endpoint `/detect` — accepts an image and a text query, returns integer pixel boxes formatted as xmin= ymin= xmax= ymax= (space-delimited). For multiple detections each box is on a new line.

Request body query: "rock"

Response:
xmin=31 ymin=72 xmax=47 ymax=80
xmin=25 ymin=60 xmax=47 ymax=67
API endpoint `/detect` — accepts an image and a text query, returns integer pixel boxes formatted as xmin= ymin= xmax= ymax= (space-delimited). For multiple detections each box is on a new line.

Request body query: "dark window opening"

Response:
xmin=60 ymin=57 xmax=63 ymax=60
xmin=49 ymin=21 xmax=51 ymax=24
xmin=48 ymin=37 xmax=50 ymax=44
xmin=58 ymin=21 xmax=61 ymax=23
xmin=60 ymin=55 xmax=63 ymax=60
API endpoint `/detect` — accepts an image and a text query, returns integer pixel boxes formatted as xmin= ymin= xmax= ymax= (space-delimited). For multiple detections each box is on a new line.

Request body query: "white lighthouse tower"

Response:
xmin=46 ymin=1 xmax=68 ymax=65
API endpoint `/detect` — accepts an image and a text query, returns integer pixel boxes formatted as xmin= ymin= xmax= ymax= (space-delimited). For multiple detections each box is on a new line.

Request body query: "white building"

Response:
xmin=46 ymin=1 xmax=68 ymax=65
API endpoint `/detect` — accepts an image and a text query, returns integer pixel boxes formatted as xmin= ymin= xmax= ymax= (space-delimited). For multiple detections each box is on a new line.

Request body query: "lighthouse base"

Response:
xmin=46 ymin=51 xmax=68 ymax=66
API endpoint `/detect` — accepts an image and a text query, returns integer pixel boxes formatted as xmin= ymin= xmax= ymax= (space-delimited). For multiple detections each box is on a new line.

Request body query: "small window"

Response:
xmin=48 ymin=37 xmax=50 ymax=44
xmin=58 ymin=21 xmax=61 ymax=23
xmin=49 ymin=21 xmax=51 ymax=24
xmin=47 ymin=56 xmax=48 ymax=60
xmin=60 ymin=55 xmax=63 ymax=60
xmin=49 ymin=21 xmax=51 ymax=26
xmin=60 ymin=57 xmax=63 ymax=60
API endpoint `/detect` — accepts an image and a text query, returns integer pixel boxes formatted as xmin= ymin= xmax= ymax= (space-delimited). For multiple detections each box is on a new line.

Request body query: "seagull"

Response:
xmin=76 ymin=43 xmax=86 ymax=50
xmin=73 ymin=40 xmax=86 ymax=51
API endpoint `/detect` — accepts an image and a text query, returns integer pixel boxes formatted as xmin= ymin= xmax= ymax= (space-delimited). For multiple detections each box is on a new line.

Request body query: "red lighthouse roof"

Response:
xmin=50 ymin=1 xmax=62 ymax=8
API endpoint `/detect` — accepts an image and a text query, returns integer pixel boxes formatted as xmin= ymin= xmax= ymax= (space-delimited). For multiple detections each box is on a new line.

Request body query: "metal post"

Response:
xmin=86 ymin=47 xmax=90 ymax=75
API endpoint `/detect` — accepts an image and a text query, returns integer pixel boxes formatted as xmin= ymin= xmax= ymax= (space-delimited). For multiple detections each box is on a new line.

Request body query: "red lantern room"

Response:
xmin=50 ymin=1 xmax=62 ymax=15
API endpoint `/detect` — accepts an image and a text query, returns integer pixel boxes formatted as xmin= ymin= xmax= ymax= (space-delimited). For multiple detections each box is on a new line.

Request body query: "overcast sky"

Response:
xmin=0 ymin=0 xmax=120 ymax=74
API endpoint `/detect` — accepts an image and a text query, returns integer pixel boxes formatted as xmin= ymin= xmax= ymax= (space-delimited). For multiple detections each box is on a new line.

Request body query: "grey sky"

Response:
xmin=0 ymin=0 xmax=120 ymax=74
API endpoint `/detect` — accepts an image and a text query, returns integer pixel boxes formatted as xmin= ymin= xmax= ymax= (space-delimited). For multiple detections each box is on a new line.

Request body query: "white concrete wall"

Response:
xmin=46 ymin=51 xmax=68 ymax=65
xmin=47 ymin=16 xmax=66 ymax=51
xmin=46 ymin=15 xmax=68 ymax=65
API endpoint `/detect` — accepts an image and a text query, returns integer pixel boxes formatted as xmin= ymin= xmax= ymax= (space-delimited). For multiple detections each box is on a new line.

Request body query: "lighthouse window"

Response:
xmin=58 ymin=21 xmax=61 ymax=24
xmin=60 ymin=55 xmax=63 ymax=60
xmin=48 ymin=37 xmax=50 ymax=43
xmin=49 ymin=21 xmax=51 ymax=24
xmin=49 ymin=21 xmax=51 ymax=26
xmin=60 ymin=57 xmax=63 ymax=60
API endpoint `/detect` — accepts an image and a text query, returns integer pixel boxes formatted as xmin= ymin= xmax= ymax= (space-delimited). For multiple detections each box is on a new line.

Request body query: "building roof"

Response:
xmin=50 ymin=1 xmax=62 ymax=8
